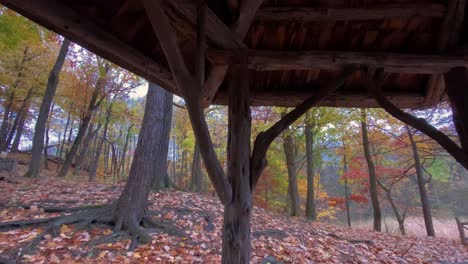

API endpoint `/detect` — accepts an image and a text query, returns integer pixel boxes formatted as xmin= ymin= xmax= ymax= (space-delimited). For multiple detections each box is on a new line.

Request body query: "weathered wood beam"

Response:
xmin=202 ymin=0 xmax=264 ymax=107
xmin=208 ymin=49 xmax=468 ymax=74
xmin=166 ymin=0 xmax=246 ymax=49
xmin=425 ymin=0 xmax=465 ymax=107
xmin=0 ymin=0 xmax=176 ymax=93
xmin=255 ymin=3 xmax=446 ymax=21
xmin=213 ymin=90 xmax=425 ymax=107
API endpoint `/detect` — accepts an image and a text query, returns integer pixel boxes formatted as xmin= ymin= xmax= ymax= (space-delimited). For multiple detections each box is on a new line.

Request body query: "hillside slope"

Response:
xmin=0 ymin=174 xmax=467 ymax=263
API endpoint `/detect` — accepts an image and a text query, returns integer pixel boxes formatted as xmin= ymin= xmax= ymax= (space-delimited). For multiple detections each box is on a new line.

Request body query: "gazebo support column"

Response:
xmin=222 ymin=60 xmax=252 ymax=263
xmin=445 ymin=67 xmax=468 ymax=157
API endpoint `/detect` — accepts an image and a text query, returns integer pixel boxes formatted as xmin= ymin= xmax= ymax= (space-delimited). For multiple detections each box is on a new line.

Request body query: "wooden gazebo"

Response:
xmin=2 ymin=0 xmax=466 ymax=108
xmin=3 ymin=0 xmax=468 ymax=263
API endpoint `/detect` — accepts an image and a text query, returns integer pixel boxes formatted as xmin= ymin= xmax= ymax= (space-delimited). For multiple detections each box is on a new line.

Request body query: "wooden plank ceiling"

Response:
xmin=1 ymin=0 xmax=466 ymax=108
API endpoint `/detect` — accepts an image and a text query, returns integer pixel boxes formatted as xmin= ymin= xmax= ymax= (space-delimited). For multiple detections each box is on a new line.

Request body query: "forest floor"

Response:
xmin=0 ymin=164 xmax=467 ymax=263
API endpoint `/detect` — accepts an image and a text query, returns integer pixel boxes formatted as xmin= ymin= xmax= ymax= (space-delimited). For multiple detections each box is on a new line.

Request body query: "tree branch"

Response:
xmin=251 ymin=67 xmax=356 ymax=188
xmin=369 ymin=69 xmax=468 ymax=170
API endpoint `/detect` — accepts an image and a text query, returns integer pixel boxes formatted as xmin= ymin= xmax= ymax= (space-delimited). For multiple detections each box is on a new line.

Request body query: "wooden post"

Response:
xmin=222 ymin=55 xmax=252 ymax=263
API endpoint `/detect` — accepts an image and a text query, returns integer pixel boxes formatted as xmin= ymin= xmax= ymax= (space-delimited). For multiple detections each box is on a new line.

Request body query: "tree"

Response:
xmin=57 ymin=59 xmax=109 ymax=177
xmin=361 ymin=108 xmax=382 ymax=232
xmin=305 ymin=112 xmax=316 ymax=220
xmin=282 ymin=119 xmax=300 ymax=216
xmin=112 ymin=83 xmax=173 ymax=244
xmin=25 ymin=38 xmax=70 ymax=178
xmin=406 ymin=125 xmax=435 ymax=236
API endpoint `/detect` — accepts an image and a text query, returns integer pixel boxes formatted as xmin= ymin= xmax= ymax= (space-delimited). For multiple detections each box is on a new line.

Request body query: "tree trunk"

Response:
xmin=190 ymin=141 xmax=203 ymax=192
xmin=343 ymin=140 xmax=351 ymax=227
xmin=0 ymin=91 xmax=15 ymax=150
xmin=26 ymin=39 xmax=70 ymax=178
xmin=150 ymin=88 xmax=173 ymax=190
xmin=59 ymin=106 xmax=72 ymax=159
xmin=11 ymin=95 xmax=32 ymax=152
xmin=221 ymin=64 xmax=252 ymax=264
xmin=0 ymin=47 xmax=30 ymax=150
xmin=360 ymin=109 xmax=381 ymax=232
xmin=112 ymin=83 xmax=173 ymax=237
xmin=73 ymin=122 xmax=99 ymax=176
xmin=88 ymin=105 xmax=112 ymax=182
xmin=44 ymin=101 xmax=55 ymax=170
xmin=57 ymin=63 xmax=108 ymax=177
xmin=305 ymin=115 xmax=317 ymax=220
xmin=406 ymin=125 xmax=435 ymax=236
xmin=118 ymin=124 xmax=133 ymax=177
xmin=5 ymin=87 xmax=34 ymax=150
xmin=445 ymin=67 xmax=468 ymax=159
xmin=384 ymin=189 xmax=406 ymax=235
xmin=283 ymin=125 xmax=300 ymax=217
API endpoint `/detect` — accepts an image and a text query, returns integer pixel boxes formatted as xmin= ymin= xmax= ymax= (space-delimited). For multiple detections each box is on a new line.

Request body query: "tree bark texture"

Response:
xmin=190 ymin=141 xmax=203 ymax=192
xmin=343 ymin=140 xmax=351 ymax=227
xmin=26 ymin=39 xmax=70 ymax=178
xmin=112 ymin=83 xmax=173 ymax=236
xmin=305 ymin=115 xmax=317 ymax=220
xmin=283 ymin=126 xmax=300 ymax=217
xmin=5 ymin=87 xmax=33 ymax=150
xmin=361 ymin=109 xmax=382 ymax=232
xmin=406 ymin=125 xmax=435 ymax=236
xmin=150 ymin=84 xmax=173 ymax=190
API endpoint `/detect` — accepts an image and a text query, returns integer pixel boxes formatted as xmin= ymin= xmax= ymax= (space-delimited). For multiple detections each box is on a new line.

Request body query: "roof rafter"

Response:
xmin=0 ymin=0 xmax=177 ymax=93
xmin=208 ymin=49 xmax=468 ymax=74
xmin=255 ymin=3 xmax=446 ymax=21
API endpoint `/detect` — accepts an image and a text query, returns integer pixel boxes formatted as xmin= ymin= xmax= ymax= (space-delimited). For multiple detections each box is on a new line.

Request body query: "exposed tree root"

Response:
xmin=0 ymin=204 xmax=182 ymax=256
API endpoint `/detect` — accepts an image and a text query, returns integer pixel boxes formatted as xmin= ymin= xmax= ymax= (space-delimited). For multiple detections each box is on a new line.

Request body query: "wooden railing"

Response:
xmin=456 ymin=217 xmax=468 ymax=246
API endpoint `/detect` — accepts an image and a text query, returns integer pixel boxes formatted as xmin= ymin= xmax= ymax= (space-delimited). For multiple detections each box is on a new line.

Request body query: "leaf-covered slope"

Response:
xmin=0 ymin=176 xmax=467 ymax=263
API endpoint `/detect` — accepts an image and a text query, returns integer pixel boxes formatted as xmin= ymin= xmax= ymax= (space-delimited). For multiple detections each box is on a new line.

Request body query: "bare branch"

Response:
xmin=369 ymin=68 xmax=468 ymax=170
xmin=251 ymin=67 xmax=356 ymax=188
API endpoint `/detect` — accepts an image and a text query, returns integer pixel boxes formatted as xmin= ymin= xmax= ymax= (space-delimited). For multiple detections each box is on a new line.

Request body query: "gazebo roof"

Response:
xmin=2 ymin=0 xmax=466 ymax=108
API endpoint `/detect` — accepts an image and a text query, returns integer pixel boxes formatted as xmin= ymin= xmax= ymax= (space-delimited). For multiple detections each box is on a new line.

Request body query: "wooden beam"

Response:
xmin=255 ymin=3 xmax=446 ymax=21
xmin=208 ymin=49 xmax=468 ymax=74
xmin=166 ymin=0 xmax=246 ymax=49
xmin=213 ymin=90 xmax=425 ymax=108
xmin=202 ymin=0 xmax=264 ymax=107
xmin=0 ymin=0 xmax=177 ymax=93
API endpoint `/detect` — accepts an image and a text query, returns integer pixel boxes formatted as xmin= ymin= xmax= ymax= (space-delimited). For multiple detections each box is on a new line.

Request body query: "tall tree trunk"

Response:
xmin=44 ymin=101 xmax=55 ymax=170
xmin=221 ymin=64 xmax=252 ymax=264
xmin=59 ymin=106 xmax=72 ymax=159
xmin=305 ymin=116 xmax=317 ymax=220
xmin=5 ymin=87 xmax=34 ymax=150
xmin=73 ymin=122 xmax=100 ymax=176
xmin=112 ymin=83 xmax=173 ymax=239
xmin=283 ymin=125 xmax=300 ymax=216
xmin=88 ymin=104 xmax=112 ymax=182
xmin=384 ymin=189 xmax=406 ymax=235
xmin=360 ymin=109 xmax=381 ymax=232
xmin=118 ymin=124 xmax=133 ymax=177
xmin=190 ymin=141 xmax=203 ymax=192
xmin=151 ymin=87 xmax=173 ymax=190
xmin=343 ymin=140 xmax=351 ymax=227
xmin=57 ymin=64 xmax=108 ymax=177
xmin=11 ymin=97 xmax=32 ymax=152
xmin=406 ymin=125 xmax=435 ymax=236
xmin=26 ymin=39 xmax=70 ymax=178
